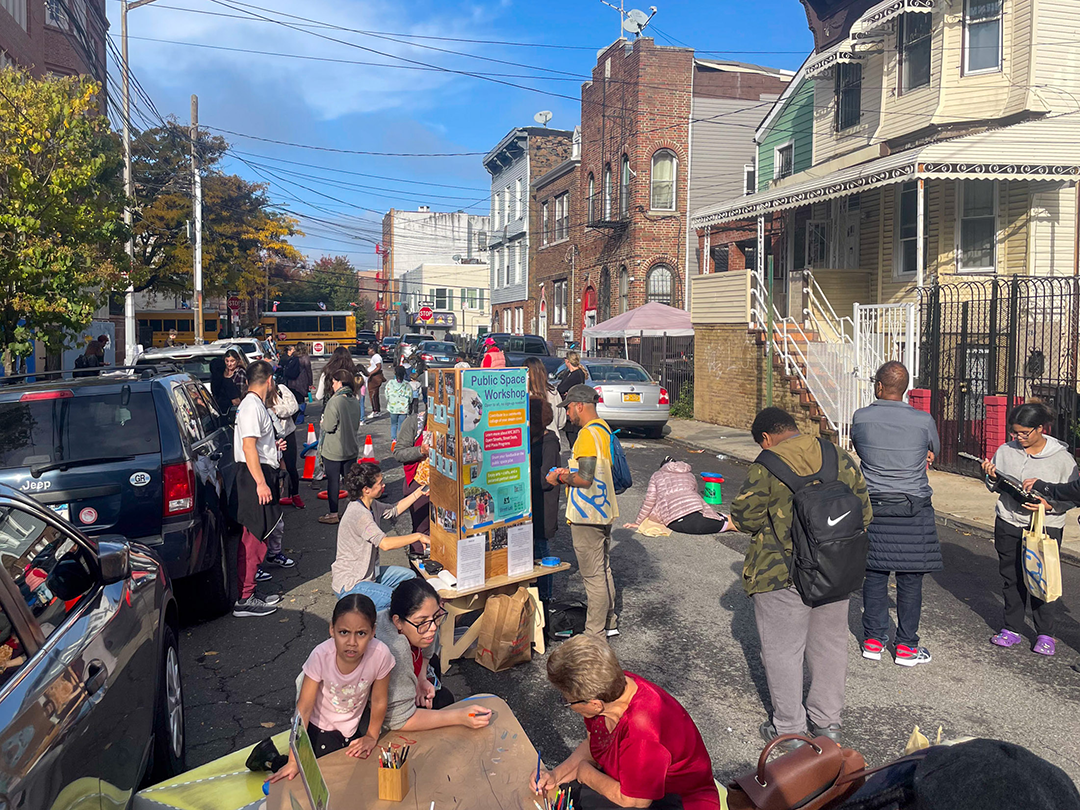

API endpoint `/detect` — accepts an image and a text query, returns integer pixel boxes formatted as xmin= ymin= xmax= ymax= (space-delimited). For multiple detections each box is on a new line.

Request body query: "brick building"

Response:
xmin=483 ymin=126 xmax=575 ymax=335
xmin=1 ymin=0 xmax=108 ymax=84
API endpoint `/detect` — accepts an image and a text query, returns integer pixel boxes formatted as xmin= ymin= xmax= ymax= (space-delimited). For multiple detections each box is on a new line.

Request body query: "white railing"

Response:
xmin=805 ymin=341 xmax=859 ymax=448
xmin=854 ymin=302 xmax=919 ymax=409
xmin=802 ymin=270 xmax=854 ymax=344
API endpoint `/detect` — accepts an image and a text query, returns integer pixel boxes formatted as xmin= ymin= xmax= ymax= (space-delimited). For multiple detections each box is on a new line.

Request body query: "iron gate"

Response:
xmin=918 ymin=276 xmax=1080 ymax=476
xmin=594 ymin=335 xmax=694 ymax=408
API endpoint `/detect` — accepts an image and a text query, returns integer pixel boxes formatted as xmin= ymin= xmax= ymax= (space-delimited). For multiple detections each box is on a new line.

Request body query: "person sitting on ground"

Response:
xmin=533 ymin=634 xmax=720 ymax=810
xmin=480 ymin=336 xmax=506 ymax=368
xmin=332 ymin=462 xmax=429 ymax=612
xmin=623 ymin=457 xmax=734 ymax=535
xmin=377 ymin=578 xmax=493 ymax=731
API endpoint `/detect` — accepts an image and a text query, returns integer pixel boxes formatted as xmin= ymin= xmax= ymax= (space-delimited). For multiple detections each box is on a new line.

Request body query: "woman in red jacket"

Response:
xmin=480 ymin=336 xmax=506 ymax=368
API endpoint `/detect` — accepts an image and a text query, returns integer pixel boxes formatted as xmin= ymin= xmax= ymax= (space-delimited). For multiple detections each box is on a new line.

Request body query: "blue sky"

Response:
xmin=111 ymin=0 xmax=814 ymax=269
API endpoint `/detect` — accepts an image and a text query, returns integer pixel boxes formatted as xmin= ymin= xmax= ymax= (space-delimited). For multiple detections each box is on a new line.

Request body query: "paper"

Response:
xmin=457 ymin=534 xmax=486 ymax=590
xmin=506 ymin=522 xmax=534 ymax=576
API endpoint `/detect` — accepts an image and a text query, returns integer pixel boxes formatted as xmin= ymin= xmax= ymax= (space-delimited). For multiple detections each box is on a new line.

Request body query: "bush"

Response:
xmin=669 ymin=382 xmax=694 ymax=419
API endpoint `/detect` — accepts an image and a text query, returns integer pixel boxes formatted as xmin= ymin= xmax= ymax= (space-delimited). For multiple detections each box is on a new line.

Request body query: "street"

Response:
xmin=176 ymin=395 xmax=1080 ymax=783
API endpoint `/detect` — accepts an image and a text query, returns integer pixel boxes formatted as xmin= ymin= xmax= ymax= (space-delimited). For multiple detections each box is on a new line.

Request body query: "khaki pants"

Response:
xmin=571 ymin=523 xmax=617 ymax=638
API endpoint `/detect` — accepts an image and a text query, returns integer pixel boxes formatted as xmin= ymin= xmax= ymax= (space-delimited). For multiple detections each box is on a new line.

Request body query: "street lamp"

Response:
xmin=120 ymin=0 xmax=161 ymax=364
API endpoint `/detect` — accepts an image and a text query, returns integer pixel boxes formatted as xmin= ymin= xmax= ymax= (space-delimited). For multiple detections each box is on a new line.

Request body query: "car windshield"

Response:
xmin=0 ymin=391 xmax=161 ymax=468
xmin=586 ymin=364 xmax=652 ymax=383
xmin=422 ymin=343 xmax=456 ymax=354
xmin=138 ymin=354 xmax=219 ymax=378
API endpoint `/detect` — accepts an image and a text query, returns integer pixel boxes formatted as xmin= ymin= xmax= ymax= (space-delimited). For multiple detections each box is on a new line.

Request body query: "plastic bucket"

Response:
xmin=701 ymin=473 xmax=725 ymax=505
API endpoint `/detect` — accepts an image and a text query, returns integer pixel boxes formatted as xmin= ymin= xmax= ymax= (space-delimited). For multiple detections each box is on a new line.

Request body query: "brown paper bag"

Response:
xmin=475 ymin=587 xmax=535 ymax=672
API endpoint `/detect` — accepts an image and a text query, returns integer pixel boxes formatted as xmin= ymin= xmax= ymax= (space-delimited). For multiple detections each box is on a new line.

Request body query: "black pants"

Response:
xmin=668 ymin=512 xmax=727 ymax=535
xmin=307 ymin=722 xmax=360 ymax=758
xmin=995 ymin=517 xmax=1063 ymax=637
xmin=325 ymin=458 xmax=351 ymax=515
xmin=564 ymin=424 xmax=580 ymax=452
xmin=576 ymin=784 xmax=684 ymax=809
xmin=282 ymin=432 xmax=299 ymax=497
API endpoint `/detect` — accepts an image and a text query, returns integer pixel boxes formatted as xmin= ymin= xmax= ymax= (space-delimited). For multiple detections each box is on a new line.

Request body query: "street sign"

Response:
xmin=312 ymin=341 xmax=325 ymax=355
xmin=227 ymin=296 xmax=241 ymax=312
xmin=418 ymin=303 xmax=434 ymax=321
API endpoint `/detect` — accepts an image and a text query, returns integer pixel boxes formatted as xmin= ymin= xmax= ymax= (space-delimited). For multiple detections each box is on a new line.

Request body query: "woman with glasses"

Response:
xmin=534 ymin=635 xmax=720 ymax=810
xmin=376 ymin=578 xmax=494 ymax=731
xmin=981 ymin=402 xmax=1077 ymax=656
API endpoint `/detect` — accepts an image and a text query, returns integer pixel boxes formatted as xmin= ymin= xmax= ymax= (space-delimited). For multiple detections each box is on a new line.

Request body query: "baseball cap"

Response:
xmin=558 ymin=384 xmax=599 ymax=408
xmin=484 ymin=337 xmax=497 ymax=346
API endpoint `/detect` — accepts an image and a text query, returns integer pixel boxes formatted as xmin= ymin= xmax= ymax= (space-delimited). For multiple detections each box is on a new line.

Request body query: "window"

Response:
xmin=434 ymin=288 xmax=454 ymax=309
xmin=588 ymin=174 xmax=596 ymax=223
xmin=514 ymin=307 xmax=523 ymax=334
xmin=505 ymin=245 xmax=515 ymax=285
xmin=516 ymin=244 xmax=524 ymax=285
xmin=502 ymin=187 xmax=509 ymax=227
xmin=603 ymin=165 xmax=612 ymax=220
xmin=744 ymin=163 xmax=756 ymax=196
xmin=620 ymin=155 xmax=630 ymax=218
xmin=524 ymin=337 xmax=546 ymax=354
xmin=496 ymin=248 xmax=504 ymax=288
xmin=466 ymin=288 xmax=485 ymax=309
xmin=556 ymin=193 xmax=570 ymax=241
xmin=646 ymin=265 xmax=674 ymax=305
xmin=965 ymin=0 xmax=1002 ymax=73
xmin=959 ymin=180 xmax=997 ymax=273
xmin=899 ymin=13 xmax=932 ymax=93
xmin=514 ymin=178 xmax=522 ymax=221
xmin=541 ymin=201 xmax=549 ymax=246
xmin=3 ymin=0 xmax=27 ymax=31
xmin=553 ymin=280 xmax=568 ymax=325
xmin=835 ymin=63 xmax=862 ymax=131
xmin=774 ymin=143 xmax=794 ymax=180
xmin=805 ymin=221 xmax=830 ymax=269
xmin=619 ymin=267 xmax=629 ymax=313
xmin=738 ymin=240 xmax=758 ymax=273
xmin=492 ymin=191 xmax=500 ymax=228
xmin=650 ymin=150 xmax=677 ymax=211
xmin=710 ymin=244 xmax=730 ymax=274
xmin=895 ymin=181 xmax=922 ymax=277
xmin=599 ymin=268 xmax=611 ymax=321
xmin=45 ymin=0 xmax=66 ymax=27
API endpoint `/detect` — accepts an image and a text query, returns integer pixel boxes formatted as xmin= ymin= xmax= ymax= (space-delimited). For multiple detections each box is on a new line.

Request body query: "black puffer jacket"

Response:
xmin=865 ymin=494 xmax=943 ymax=572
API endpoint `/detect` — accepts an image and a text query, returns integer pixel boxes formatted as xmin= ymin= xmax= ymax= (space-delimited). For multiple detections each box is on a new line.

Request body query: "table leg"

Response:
xmin=439 ymin=594 xmax=489 ymax=671
xmin=527 ymin=585 xmax=545 ymax=656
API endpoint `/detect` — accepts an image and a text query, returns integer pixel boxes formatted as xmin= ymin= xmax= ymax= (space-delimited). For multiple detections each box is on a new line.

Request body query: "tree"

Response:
xmin=0 ymin=68 xmax=126 ymax=369
xmin=275 ymin=255 xmax=372 ymax=327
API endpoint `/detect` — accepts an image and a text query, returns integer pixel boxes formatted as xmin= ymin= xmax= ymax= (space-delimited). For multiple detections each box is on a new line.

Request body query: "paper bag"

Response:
xmin=475 ymin=587 xmax=535 ymax=672
xmin=1023 ymin=504 xmax=1062 ymax=603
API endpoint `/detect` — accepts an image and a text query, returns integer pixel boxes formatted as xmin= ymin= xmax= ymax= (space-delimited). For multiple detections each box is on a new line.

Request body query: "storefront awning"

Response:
xmin=692 ymin=113 xmax=1080 ymax=228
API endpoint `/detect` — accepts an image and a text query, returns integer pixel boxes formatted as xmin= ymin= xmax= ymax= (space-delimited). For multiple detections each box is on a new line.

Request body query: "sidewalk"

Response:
xmin=665 ymin=418 xmax=1080 ymax=565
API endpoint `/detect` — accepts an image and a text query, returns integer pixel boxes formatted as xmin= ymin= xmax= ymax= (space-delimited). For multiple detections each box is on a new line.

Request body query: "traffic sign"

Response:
xmin=418 ymin=305 xmax=434 ymax=321
xmin=227 ymin=296 xmax=241 ymax=312
xmin=312 ymin=340 xmax=325 ymax=355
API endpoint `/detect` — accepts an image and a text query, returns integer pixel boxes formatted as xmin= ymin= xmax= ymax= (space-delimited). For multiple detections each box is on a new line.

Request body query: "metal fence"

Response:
xmin=593 ymin=335 xmax=695 ymax=405
xmin=918 ymin=276 xmax=1080 ymax=476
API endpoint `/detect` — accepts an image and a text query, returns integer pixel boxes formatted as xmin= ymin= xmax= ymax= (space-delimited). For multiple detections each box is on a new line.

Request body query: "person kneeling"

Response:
xmin=624 ymin=458 xmax=734 ymax=535
xmin=534 ymin=635 xmax=720 ymax=809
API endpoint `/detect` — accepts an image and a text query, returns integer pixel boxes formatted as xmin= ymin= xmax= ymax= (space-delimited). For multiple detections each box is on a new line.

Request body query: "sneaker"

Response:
xmin=1032 ymin=635 xmax=1056 ymax=656
xmin=265 ymin=553 xmax=295 ymax=568
xmin=279 ymin=496 xmax=294 ymax=506
xmin=391 ymin=440 xmax=396 ymax=452
xmin=862 ymin=638 xmax=885 ymax=661
xmin=808 ymin=721 xmax=842 ymax=743
xmin=991 ymin=628 xmax=1023 ymax=648
xmin=258 ymin=592 xmax=283 ymax=606
xmin=291 ymin=495 xmax=306 ymax=510
xmin=318 ymin=513 xmax=340 ymax=525
xmin=255 ymin=566 xmax=273 ymax=583
xmin=895 ymin=644 xmax=932 ymax=667
xmin=233 ymin=596 xmax=278 ymax=617
xmin=606 ymin=628 xmax=620 ymax=638
xmin=759 ymin=721 xmax=807 ymax=753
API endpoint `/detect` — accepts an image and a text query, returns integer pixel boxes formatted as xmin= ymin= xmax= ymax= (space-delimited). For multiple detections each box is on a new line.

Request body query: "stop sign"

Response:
xmin=312 ymin=341 xmax=325 ymax=355
xmin=419 ymin=305 xmax=434 ymax=321
xmin=227 ymin=296 xmax=241 ymax=312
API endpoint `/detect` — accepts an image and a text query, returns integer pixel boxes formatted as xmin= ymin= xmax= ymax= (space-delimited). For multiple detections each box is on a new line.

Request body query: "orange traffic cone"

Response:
xmin=301 ymin=422 xmax=317 ymax=480
xmin=359 ymin=434 xmax=376 ymax=463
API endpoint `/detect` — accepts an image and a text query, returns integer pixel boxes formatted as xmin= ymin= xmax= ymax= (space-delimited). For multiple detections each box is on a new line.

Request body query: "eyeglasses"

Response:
xmin=403 ymin=609 xmax=448 ymax=633
xmin=565 ymin=696 xmax=594 ymax=707
xmin=1010 ymin=427 xmax=1038 ymax=439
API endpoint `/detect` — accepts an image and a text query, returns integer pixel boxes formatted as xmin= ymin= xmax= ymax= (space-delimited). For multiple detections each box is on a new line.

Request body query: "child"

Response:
xmin=270 ymin=594 xmax=395 ymax=780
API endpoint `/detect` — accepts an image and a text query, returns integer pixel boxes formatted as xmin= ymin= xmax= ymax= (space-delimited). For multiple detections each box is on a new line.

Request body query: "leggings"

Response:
xmin=325 ymin=458 xmax=350 ymax=514
xmin=282 ymin=432 xmax=299 ymax=497
xmin=667 ymin=512 xmax=728 ymax=535
xmin=369 ymin=373 xmax=384 ymax=413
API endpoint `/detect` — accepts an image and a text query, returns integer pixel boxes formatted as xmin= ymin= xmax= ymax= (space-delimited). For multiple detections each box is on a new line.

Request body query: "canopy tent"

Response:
xmin=582 ymin=302 xmax=693 ymax=339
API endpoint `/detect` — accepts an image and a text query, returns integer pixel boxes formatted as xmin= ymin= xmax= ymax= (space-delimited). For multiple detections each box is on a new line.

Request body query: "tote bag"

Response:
xmin=1023 ymin=504 xmax=1063 ymax=603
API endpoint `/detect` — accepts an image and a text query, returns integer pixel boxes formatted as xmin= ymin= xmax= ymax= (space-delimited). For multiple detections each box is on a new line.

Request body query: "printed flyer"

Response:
xmin=460 ymin=368 xmax=531 ymax=529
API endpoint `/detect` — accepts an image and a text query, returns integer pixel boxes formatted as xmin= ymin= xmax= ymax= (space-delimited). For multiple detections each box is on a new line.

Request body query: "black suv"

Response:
xmin=469 ymin=333 xmax=563 ymax=374
xmin=0 ymin=366 xmax=237 ymax=616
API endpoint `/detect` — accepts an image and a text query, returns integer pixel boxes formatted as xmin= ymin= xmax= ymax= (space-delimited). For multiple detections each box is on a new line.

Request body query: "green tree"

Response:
xmin=0 ymin=68 xmax=126 ymax=369
xmin=275 ymin=255 xmax=371 ymax=327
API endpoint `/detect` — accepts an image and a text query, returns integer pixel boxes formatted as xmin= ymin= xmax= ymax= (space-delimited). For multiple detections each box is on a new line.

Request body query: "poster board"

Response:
xmin=427 ymin=367 xmax=532 ymax=579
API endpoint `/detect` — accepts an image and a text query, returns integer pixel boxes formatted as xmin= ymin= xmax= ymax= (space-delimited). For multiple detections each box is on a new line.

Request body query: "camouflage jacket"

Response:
xmin=730 ymin=434 xmax=873 ymax=596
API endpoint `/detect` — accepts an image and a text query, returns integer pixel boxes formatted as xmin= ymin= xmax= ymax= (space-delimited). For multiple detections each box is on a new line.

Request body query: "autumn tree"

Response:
xmin=275 ymin=255 xmax=372 ymax=328
xmin=0 ymin=68 xmax=126 ymax=371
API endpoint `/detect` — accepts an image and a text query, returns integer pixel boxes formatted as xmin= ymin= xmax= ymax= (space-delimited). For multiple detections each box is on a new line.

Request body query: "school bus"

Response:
xmin=259 ymin=311 xmax=357 ymax=351
xmin=136 ymin=310 xmax=222 ymax=347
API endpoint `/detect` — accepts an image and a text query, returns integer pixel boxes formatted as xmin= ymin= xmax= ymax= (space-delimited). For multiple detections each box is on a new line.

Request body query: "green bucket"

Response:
xmin=701 ymin=473 xmax=724 ymax=505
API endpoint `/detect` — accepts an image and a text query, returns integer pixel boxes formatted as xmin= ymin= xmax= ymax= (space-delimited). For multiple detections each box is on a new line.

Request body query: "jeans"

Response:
xmin=862 ymin=570 xmax=925 ymax=648
xmin=995 ymin=517 xmax=1063 ymax=637
xmin=291 ymin=398 xmax=307 ymax=426
xmin=265 ymin=516 xmax=284 ymax=558
xmin=390 ymin=412 xmax=406 ymax=442
xmin=335 ymin=565 xmax=417 ymax=613
xmin=325 ymin=458 xmax=350 ymax=515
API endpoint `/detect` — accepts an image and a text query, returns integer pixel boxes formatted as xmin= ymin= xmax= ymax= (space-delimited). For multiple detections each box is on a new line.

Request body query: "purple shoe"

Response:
xmin=991 ymin=629 xmax=1023 ymax=647
xmin=1032 ymin=635 xmax=1056 ymax=656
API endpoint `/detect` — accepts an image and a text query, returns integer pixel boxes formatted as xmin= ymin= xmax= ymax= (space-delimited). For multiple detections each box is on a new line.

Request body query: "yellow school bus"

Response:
xmin=259 ymin=311 xmax=357 ymax=351
xmin=136 ymin=310 xmax=222 ymax=347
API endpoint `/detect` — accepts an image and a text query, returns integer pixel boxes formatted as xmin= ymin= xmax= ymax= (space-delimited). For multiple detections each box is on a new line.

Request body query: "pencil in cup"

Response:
xmin=377 ymin=761 xmax=410 ymax=802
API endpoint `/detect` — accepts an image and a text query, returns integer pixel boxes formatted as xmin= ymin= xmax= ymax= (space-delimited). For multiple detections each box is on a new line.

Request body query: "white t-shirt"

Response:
xmin=234 ymin=394 xmax=279 ymax=466
xmin=368 ymin=353 xmax=383 ymax=374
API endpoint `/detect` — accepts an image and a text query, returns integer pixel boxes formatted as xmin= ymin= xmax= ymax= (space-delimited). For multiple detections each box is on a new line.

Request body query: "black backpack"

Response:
xmin=756 ymin=438 xmax=869 ymax=606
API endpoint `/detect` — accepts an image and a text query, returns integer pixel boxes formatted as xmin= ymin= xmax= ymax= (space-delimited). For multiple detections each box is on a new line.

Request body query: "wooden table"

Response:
xmin=269 ymin=696 xmax=542 ymax=810
xmin=412 ymin=560 xmax=571 ymax=671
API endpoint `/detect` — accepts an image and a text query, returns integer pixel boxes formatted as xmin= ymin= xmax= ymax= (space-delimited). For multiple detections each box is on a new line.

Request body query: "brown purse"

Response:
xmin=728 ymin=735 xmax=867 ymax=810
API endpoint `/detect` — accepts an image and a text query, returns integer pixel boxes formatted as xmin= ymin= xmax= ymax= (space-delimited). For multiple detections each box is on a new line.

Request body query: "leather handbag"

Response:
xmin=728 ymin=735 xmax=867 ymax=810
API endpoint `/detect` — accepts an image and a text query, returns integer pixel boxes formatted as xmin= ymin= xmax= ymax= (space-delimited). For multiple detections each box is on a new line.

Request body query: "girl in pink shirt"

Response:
xmin=271 ymin=595 xmax=395 ymax=782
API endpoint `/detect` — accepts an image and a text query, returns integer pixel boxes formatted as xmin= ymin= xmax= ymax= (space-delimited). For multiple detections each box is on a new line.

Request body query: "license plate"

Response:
xmin=622 ymin=393 xmax=642 ymax=403
xmin=48 ymin=503 xmax=70 ymax=522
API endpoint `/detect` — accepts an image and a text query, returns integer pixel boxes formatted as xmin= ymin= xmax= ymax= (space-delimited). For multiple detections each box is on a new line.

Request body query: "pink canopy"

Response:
xmin=582 ymin=302 xmax=693 ymax=339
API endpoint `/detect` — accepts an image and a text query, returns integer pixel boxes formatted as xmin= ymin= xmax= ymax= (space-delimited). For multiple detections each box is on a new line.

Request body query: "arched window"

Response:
xmin=650 ymin=149 xmax=677 ymax=211
xmin=619 ymin=155 xmax=630 ymax=219
xmin=619 ymin=266 xmax=629 ymax=314
xmin=603 ymin=164 xmax=612 ymax=220
xmin=587 ymin=173 xmax=595 ymax=224
xmin=599 ymin=267 xmax=611 ymax=321
xmin=646 ymin=265 xmax=674 ymax=305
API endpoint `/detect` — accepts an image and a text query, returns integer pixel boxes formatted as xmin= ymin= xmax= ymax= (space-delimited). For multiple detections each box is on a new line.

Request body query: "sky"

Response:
xmin=108 ymin=0 xmax=815 ymax=269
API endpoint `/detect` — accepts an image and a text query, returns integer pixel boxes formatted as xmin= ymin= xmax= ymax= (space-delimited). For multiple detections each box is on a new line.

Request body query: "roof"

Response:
xmin=694 ymin=59 xmax=796 ymax=79
xmin=260 ymin=311 xmax=354 ymax=317
xmin=483 ymin=126 xmax=576 ymax=173
xmin=692 ymin=113 xmax=1080 ymax=228
xmin=755 ymin=53 xmax=814 ymax=142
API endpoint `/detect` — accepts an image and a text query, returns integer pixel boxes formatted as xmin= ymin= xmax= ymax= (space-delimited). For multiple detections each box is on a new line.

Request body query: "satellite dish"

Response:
xmin=622 ymin=7 xmax=655 ymax=35
xmin=533 ymin=110 xmax=553 ymax=127
xmin=451 ymin=254 xmax=462 ymax=263
xmin=628 ymin=8 xmax=649 ymax=25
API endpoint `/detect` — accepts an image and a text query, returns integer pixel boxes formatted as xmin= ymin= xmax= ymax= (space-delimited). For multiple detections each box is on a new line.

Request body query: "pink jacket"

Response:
xmin=634 ymin=461 xmax=723 ymax=526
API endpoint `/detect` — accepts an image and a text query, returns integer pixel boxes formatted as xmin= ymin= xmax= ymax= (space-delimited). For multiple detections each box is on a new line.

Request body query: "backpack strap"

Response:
xmin=817 ymin=438 xmax=840 ymax=484
xmin=756 ymin=439 xmax=839 ymax=494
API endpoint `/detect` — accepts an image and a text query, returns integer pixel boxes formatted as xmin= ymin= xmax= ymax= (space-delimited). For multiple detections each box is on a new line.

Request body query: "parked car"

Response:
xmin=401 ymin=333 xmax=436 ymax=346
xmin=211 ymin=338 xmax=266 ymax=363
xmin=352 ymin=331 xmax=379 ymax=356
xmin=136 ymin=344 xmax=252 ymax=387
xmin=473 ymin=333 xmax=562 ymax=374
xmin=0 ymin=367 xmax=237 ymax=617
xmin=378 ymin=335 xmax=400 ymax=356
xmin=416 ymin=341 xmax=459 ymax=368
xmin=552 ymin=358 xmax=670 ymax=438
xmin=0 ymin=482 xmax=185 ymax=806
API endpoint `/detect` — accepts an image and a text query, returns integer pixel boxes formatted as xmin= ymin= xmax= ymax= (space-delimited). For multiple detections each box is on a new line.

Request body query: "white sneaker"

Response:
xmin=606 ymin=628 xmax=620 ymax=638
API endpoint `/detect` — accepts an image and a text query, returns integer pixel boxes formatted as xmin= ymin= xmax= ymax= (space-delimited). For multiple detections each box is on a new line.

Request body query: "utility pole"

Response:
xmin=191 ymin=94 xmax=203 ymax=344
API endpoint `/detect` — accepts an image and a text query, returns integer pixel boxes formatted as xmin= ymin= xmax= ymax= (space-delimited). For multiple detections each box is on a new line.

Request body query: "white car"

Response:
xmin=137 ymin=344 xmax=253 ymax=391
xmin=210 ymin=338 xmax=266 ymax=363
xmin=551 ymin=358 xmax=670 ymax=438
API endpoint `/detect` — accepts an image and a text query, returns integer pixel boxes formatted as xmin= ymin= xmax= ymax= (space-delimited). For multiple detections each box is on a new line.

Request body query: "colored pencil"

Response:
xmin=535 ymin=750 xmax=542 ymax=793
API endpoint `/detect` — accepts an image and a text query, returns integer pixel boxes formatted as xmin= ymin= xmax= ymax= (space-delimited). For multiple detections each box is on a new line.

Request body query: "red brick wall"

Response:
xmin=2 ymin=0 xmax=108 ymax=84
xmin=531 ymin=163 xmax=580 ymax=348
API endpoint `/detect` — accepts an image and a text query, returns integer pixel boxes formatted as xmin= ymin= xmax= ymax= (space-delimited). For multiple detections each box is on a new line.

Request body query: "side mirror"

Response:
xmin=97 ymin=539 xmax=131 ymax=585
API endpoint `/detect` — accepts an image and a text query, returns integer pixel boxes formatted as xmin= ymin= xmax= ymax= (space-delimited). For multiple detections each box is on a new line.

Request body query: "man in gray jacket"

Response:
xmin=851 ymin=361 xmax=941 ymax=667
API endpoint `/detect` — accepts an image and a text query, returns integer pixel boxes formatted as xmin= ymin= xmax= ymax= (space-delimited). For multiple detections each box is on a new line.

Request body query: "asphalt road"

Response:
xmin=176 ymin=395 xmax=1080 ymax=784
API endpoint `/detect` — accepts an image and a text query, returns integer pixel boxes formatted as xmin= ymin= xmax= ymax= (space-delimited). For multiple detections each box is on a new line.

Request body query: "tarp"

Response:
xmin=582 ymin=302 xmax=694 ymax=339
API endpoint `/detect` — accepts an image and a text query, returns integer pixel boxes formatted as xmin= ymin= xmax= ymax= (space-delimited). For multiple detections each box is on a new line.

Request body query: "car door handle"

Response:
xmin=84 ymin=660 xmax=108 ymax=695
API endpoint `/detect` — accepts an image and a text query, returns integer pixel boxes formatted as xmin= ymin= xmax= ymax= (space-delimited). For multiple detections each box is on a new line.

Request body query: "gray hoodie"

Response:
xmin=989 ymin=436 xmax=1079 ymax=529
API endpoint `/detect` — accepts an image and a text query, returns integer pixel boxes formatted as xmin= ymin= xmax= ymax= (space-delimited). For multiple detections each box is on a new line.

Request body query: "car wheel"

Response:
xmin=644 ymin=424 xmax=665 ymax=439
xmin=149 ymin=624 xmax=186 ymax=782
xmin=196 ymin=532 xmax=234 ymax=619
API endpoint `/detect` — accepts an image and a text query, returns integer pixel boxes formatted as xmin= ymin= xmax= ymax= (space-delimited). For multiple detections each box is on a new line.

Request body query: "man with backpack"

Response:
xmin=730 ymin=408 xmax=872 ymax=747
xmin=547 ymin=384 xmax=626 ymax=640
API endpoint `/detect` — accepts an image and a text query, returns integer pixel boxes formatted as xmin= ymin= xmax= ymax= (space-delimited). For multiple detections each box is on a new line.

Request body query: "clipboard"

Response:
xmin=289 ymin=714 xmax=331 ymax=810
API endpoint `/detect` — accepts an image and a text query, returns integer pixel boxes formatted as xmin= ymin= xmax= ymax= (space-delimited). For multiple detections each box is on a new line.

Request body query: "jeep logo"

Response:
xmin=20 ymin=480 xmax=51 ymax=492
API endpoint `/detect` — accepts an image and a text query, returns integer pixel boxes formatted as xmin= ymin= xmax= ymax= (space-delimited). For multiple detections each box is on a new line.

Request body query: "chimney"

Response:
xmin=418 ymin=205 xmax=431 ymax=213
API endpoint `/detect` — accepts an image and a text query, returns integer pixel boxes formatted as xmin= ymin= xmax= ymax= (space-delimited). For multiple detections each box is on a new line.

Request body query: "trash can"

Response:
xmin=701 ymin=473 xmax=724 ymax=505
